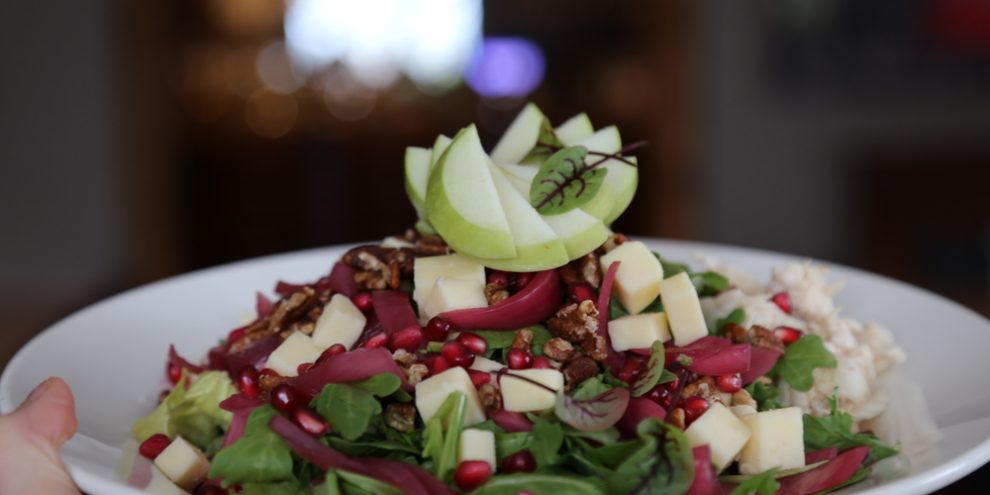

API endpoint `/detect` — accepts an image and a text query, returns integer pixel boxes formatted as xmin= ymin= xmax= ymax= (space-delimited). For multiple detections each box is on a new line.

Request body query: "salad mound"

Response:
xmin=131 ymin=105 xmax=899 ymax=495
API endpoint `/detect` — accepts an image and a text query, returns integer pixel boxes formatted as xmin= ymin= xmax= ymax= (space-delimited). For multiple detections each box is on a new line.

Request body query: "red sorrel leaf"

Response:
xmin=440 ymin=270 xmax=562 ymax=330
xmin=555 ymin=387 xmax=630 ymax=432
xmin=632 ymin=341 xmax=666 ymax=397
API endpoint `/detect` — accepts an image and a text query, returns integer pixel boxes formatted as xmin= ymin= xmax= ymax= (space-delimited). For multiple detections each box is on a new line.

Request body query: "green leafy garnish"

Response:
xmin=132 ymin=370 xmax=236 ymax=454
xmin=472 ymin=326 xmax=552 ymax=357
xmin=312 ymin=373 xmax=401 ymax=440
xmin=421 ymin=392 xmax=468 ymax=480
xmin=520 ymin=118 xmax=565 ymax=164
xmin=571 ymin=376 xmax=614 ymax=400
xmin=469 ymin=473 xmax=606 ymax=495
xmin=715 ymin=308 xmax=746 ymax=334
xmin=607 ymin=419 xmax=695 ymax=494
xmin=529 ymin=416 xmax=564 ymax=467
xmin=632 ymin=341 xmax=675 ymax=396
xmin=209 ymin=405 xmax=294 ymax=485
xmin=744 ymin=381 xmax=782 ymax=411
xmin=770 ymin=335 xmax=837 ymax=391
xmin=728 ymin=468 xmax=780 ymax=495
xmin=530 ymin=146 xmax=607 ymax=215
xmin=804 ymin=396 xmax=899 ymax=461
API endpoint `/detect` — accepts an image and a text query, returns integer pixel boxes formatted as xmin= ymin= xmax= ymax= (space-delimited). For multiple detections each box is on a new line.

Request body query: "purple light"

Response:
xmin=464 ymin=37 xmax=545 ymax=98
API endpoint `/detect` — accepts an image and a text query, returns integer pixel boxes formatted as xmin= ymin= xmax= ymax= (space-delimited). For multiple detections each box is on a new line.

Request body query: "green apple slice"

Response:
xmin=541 ymin=208 xmax=609 ymax=261
xmin=467 ymin=166 xmax=569 ymax=272
xmin=404 ymin=146 xmax=432 ymax=217
xmin=490 ymin=103 xmax=546 ymax=165
xmin=574 ymin=126 xmax=638 ymax=224
xmin=555 ymin=112 xmax=594 ymax=146
xmin=426 ymin=125 xmax=517 ymax=259
xmin=497 ymin=163 xmax=538 ymax=196
xmin=430 ymin=134 xmax=452 ymax=169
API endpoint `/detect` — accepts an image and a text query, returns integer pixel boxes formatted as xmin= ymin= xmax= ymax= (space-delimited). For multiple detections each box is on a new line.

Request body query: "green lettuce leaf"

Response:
xmin=208 ymin=405 xmax=294 ymax=485
xmin=728 ymin=468 xmax=779 ymax=495
xmin=132 ymin=370 xmax=236 ymax=453
xmin=311 ymin=373 xmax=401 ymax=440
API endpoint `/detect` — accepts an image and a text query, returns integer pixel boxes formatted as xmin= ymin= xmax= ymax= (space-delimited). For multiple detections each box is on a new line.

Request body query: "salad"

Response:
xmin=129 ymin=104 xmax=901 ymax=495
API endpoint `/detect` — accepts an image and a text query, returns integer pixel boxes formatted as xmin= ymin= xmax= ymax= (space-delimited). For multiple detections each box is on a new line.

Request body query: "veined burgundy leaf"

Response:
xmin=168 ymin=344 xmax=205 ymax=374
xmin=617 ymin=397 xmax=666 ymax=437
xmin=805 ymin=447 xmax=839 ymax=465
xmin=596 ymin=261 xmax=625 ymax=371
xmin=441 ymin=270 xmax=561 ymax=330
xmin=632 ymin=341 xmax=666 ymax=397
xmin=686 ymin=445 xmax=719 ymax=495
xmin=777 ymin=446 xmax=869 ymax=495
xmin=327 ymin=262 xmax=358 ymax=298
xmin=529 ymin=146 xmax=606 ymax=215
xmin=222 ymin=335 xmax=280 ymax=376
xmin=219 ymin=394 xmax=264 ymax=448
xmin=489 ymin=409 xmax=533 ymax=432
xmin=742 ymin=346 xmax=784 ymax=384
xmin=555 ymin=387 xmax=630 ymax=432
xmin=289 ymin=347 xmax=410 ymax=394
xmin=255 ymin=292 xmax=274 ymax=318
xmin=372 ymin=290 xmax=420 ymax=336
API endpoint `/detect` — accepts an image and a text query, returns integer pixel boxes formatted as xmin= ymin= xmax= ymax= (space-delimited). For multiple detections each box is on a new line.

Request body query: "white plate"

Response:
xmin=2 ymin=239 xmax=989 ymax=495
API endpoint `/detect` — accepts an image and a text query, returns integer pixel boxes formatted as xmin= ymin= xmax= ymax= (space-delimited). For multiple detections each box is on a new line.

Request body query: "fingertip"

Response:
xmin=18 ymin=377 xmax=78 ymax=446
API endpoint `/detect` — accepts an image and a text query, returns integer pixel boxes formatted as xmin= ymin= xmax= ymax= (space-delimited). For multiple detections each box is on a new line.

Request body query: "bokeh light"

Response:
xmin=464 ymin=37 xmax=546 ymax=98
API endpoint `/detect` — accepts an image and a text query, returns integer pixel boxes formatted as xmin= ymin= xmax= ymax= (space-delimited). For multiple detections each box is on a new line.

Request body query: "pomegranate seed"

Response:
xmin=511 ymin=273 xmax=533 ymax=292
xmin=501 ymin=450 xmax=536 ymax=473
xmin=271 ymin=384 xmax=307 ymax=413
xmin=297 ymin=362 xmax=314 ymax=375
xmin=167 ymin=362 xmax=182 ymax=385
xmin=774 ymin=326 xmax=803 ymax=345
xmin=770 ymin=291 xmax=792 ymax=314
xmin=454 ymin=460 xmax=492 ymax=491
xmin=235 ymin=366 xmax=260 ymax=398
xmin=197 ymin=485 xmax=228 ymax=495
xmin=683 ymin=396 xmax=710 ymax=424
xmin=617 ymin=359 xmax=645 ymax=383
xmin=352 ymin=292 xmax=374 ymax=312
xmin=487 ymin=270 xmax=510 ymax=288
xmin=530 ymin=356 xmax=552 ymax=369
xmin=424 ymin=317 xmax=452 ymax=342
xmin=227 ymin=327 xmax=246 ymax=343
xmin=457 ymin=332 xmax=488 ymax=355
xmin=391 ymin=327 xmax=425 ymax=352
xmin=568 ymin=283 xmax=596 ymax=303
xmin=426 ymin=355 xmax=451 ymax=376
xmin=441 ymin=341 xmax=475 ymax=368
xmin=138 ymin=433 xmax=171 ymax=459
xmin=317 ymin=344 xmax=347 ymax=363
xmin=716 ymin=374 xmax=742 ymax=393
xmin=292 ymin=406 xmax=330 ymax=436
xmin=363 ymin=333 xmax=390 ymax=349
xmin=468 ymin=369 xmax=492 ymax=388
xmin=506 ymin=348 xmax=532 ymax=370
xmin=645 ymin=385 xmax=673 ymax=407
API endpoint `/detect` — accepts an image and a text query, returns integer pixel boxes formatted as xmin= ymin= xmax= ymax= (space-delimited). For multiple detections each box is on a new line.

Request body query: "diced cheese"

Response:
xmin=730 ymin=404 xmax=758 ymax=419
xmin=739 ymin=407 xmax=805 ymax=475
xmin=458 ymin=428 xmax=497 ymax=471
xmin=413 ymin=254 xmax=486 ymax=313
xmin=415 ymin=366 xmax=487 ymax=426
xmin=421 ymin=277 xmax=488 ymax=320
xmin=145 ymin=466 xmax=191 ymax=495
xmin=470 ymin=356 xmax=505 ymax=373
xmin=683 ymin=402 xmax=752 ymax=472
xmin=659 ymin=272 xmax=708 ymax=346
xmin=608 ymin=312 xmax=671 ymax=351
xmin=265 ymin=332 xmax=323 ymax=377
xmin=153 ymin=437 xmax=210 ymax=492
xmin=500 ymin=369 xmax=564 ymax=413
xmin=311 ymin=294 xmax=367 ymax=350
xmin=600 ymin=241 xmax=664 ymax=314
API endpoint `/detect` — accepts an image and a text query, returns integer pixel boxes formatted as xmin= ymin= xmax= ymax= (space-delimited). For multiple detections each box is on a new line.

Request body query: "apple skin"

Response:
xmin=426 ymin=125 xmax=517 ymax=260
xmin=541 ymin=209 xmax=610 ymax=261
xmin=490 ymin=103 xmax=546 ymax=165
xmin=404 ymin=146 xmax=432 ymax=218
xmin=430 ymin=134 xmax=452 ymax=169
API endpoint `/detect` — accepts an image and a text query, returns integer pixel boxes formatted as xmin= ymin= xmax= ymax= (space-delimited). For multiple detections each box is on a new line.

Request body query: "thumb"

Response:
xmin=11 ymin=377 xmax=78 ymax=449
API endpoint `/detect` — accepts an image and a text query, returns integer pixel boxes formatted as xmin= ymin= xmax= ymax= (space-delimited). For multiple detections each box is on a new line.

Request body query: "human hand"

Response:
xmin=0 ymin=377 xmax=80 ymax=494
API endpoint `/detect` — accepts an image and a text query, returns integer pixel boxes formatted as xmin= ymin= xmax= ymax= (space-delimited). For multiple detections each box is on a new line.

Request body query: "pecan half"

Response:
xmin=478 ymin=382 xmax=502 ymax=412
xmin=724 ymin=323 xmax=785 ymax=353
xmin=484 ymin=283 xmax=509 ymax=305
xmin=406 ymin=363 xmax=429 ymax=386
xmin=511 ymin=328 xmax=534 ymax=350
xmin=562 ymin=357 xmax=599 ymax=391
xmin=668 ymin=407 xmax=686 ymax=429
xmin=559 ymin=253 xmax=602 ymax=288
xmin=581 ymin=334 xmax=608 ymax=362
xmin=547 ymin=300 xmax=599 ymax=344
xmin=543 ymin=338 xmax=579 ymax=362
xmin=384 ymin=403 xmax=416 ymax=432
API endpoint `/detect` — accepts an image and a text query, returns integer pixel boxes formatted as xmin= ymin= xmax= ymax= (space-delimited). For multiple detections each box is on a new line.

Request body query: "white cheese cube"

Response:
xmin=413 ymin=254 xmax=486 ymax=312
xmin=265 ymin=332 xmax=323 ymax=377
xmin=739 ymin=407 xmax=805 ymax=475
xmin=730 ymin=405 xmax=758 ymax=419
xmin=415 ymin=366 xmax=487 ymax=426
xmin=422 ymin=277 xmax=488 ymax=320
xmin=153 ymin=437 xmax=210 ymax=492
xmin=470 ymin=356 xmax=505 ymax=373
xmin=311 ymin=294 xmax=367 ymax=350
xmin=608 ymin=312 xmax=671 ymax=351
xmin=500 ymin=369 xmax=564 ymax=413
xmin=659 ymin=272 xmax=708 ymax=346
xmin=146 ymin=466 xmax=192 ymax=495
xmin=683 ymin=402 xmax=752 ymax=472
xmin=458 ymin=428 xmax=497 ymax=471
xmin=600 ymin=241 xmax=664 ymax=314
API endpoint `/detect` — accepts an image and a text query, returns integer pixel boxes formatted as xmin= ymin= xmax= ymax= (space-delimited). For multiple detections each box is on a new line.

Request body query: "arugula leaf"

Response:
xmin=209 ymin=405 xmax=294 ymax=485
xmin=715 ymin=308 xmax=746 ymax=334
xmin=529 ymin=416 xmax=564 ymax=467
xmin=744 ymin=381 xmax=781 ymax=411
xmin=494 ymin=431 xmax=533 ymax=461
xmin=530 ymin=146 xmax=606 ymax=215
xmin=770 ymin=335 xmax=837 ymax=391
xmin=632 ymin=341 xmax=667 ymax=396
xmin=470 ymin=473 xmax=606 ymax=494
xmin=728 ymin=468 xmax=779 ymax=495
xmin=313 ymin=384 xmax=381 ymax=440
xmin=352 ymin=373 xmax=401 ymax=396
xmin=421 ymin=392 xmax=468 ymax=480
xmin=606 ymin=419 xmax=694 ymax=494
xmin=803 ymin=396 xmax=899 ymax=461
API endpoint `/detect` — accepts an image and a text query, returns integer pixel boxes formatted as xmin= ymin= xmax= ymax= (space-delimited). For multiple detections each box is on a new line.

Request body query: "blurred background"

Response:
xmin=1 ymin=0 xmax=988 ymax=489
